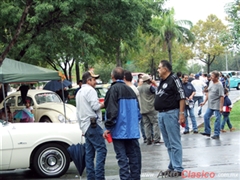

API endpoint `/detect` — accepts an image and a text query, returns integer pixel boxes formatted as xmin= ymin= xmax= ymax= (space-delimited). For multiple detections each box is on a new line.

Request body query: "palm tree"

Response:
xmin=152 ymin=9 xmax=195 ymax=64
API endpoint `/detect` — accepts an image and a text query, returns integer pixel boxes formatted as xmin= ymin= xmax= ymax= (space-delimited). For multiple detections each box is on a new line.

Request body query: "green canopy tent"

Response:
xmin=0 ymin=58 xmax=60 ymax=83
xmin=0 ymin=58 xmax=67 ymax=122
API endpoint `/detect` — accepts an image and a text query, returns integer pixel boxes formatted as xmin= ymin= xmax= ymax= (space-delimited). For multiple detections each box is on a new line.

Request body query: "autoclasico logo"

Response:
xmin=182 ymin=170 xmax=215 ymax=178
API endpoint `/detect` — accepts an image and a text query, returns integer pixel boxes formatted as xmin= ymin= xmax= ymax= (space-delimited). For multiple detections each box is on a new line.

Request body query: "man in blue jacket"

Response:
xmin=103 ymin=67 xmax=142 ymax=180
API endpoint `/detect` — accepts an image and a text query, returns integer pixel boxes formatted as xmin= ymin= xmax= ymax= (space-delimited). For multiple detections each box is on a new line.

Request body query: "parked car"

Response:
xmin=0 ymin=120 xmax=83 ymax=177
xmin=0 ymin=90 xmax=77 ymax=123
xmin=221 ymin=71 xmax=240 ymax=90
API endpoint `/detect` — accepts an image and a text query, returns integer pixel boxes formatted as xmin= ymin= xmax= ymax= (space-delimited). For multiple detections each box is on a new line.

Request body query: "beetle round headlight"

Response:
xmin=58 ymin=115 xmax=65 ymax=123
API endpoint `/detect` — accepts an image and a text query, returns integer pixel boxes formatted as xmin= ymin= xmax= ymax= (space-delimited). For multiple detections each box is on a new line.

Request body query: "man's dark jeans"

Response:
xmin=112 ymin=139 xmax=141 ymax=180
xmin=85 ymin=125 xmax=107 ymax=180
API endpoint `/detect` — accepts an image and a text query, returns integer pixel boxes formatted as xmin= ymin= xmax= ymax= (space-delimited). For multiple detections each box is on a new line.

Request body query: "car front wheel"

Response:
xmin=32 ymin=143 xmax=70 ymax=178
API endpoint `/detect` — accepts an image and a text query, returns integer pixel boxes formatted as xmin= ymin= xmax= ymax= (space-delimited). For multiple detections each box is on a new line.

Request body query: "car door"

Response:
xmin=0 ymin=122 xmax=13 ymax=170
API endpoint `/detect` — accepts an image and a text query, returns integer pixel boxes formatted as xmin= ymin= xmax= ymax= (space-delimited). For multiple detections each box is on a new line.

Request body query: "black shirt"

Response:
xmin=154 ymin=73 xmax=185 ymax=111
xmin=182 ymin=82 xmax=196 ymax=98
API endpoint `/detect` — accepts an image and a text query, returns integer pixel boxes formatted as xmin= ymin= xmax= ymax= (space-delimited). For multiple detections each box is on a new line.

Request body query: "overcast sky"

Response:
xmin=164 ymin=0 xmax=233 ymax=25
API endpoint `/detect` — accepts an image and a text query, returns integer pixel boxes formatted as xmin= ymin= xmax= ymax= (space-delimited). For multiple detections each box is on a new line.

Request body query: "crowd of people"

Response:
xmin=1 ymin=59 xmax=234 ymax=179
xmin=75 ymin=60 xmax=236 ymax=179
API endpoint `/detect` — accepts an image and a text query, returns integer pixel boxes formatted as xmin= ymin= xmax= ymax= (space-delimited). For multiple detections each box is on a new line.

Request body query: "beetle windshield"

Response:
xmin=35 ymin=93 xmax=62 ymax=104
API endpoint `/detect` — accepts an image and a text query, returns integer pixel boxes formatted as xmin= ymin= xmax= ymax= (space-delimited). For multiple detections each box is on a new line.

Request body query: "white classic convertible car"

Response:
xmin=0 ymin=120 xmax=83 ymax=178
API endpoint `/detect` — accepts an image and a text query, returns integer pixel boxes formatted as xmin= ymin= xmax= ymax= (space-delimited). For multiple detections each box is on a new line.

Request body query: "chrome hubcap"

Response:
xmin=38 ymin=147 xmax=66 ymax=175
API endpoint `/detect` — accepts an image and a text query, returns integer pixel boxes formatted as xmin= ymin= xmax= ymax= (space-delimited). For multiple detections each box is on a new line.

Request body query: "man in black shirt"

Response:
xmin=154 ymin=60 xmax=185 ymax=177
xmin=182 ymin=74 xmax=198 ymax=134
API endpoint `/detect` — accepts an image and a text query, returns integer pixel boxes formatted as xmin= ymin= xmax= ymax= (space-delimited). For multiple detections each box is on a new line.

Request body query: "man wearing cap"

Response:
xmin=76 ymin=71 xmax=107 ymax=180
xmin=138 ymin=74 xmax=161 ymax=145
xmin=191 ymin=74 xmax=207 ymax=117
xmin=103 ymin=67 xmax=142 ymax=180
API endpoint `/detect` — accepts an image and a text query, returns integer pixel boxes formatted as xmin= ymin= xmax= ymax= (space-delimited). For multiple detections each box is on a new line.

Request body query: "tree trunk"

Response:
xmin=0 ymin=0 xmax=33 ymax=65
xmin=116 ymin=41 xmax=121 ymax=67
xmin=75 ymin=60 xmax=80 ymax=83
xmin=207 ymin=63 xmax=210 ymax=74
xmin=167 ymin=40 xmax=172 ymax=64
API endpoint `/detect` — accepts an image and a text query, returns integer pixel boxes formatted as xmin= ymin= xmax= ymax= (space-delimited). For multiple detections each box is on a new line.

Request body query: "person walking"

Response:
xmin=182 ymin=74 xmax=198 ymax=134
xmin=138 ymin=74 xmax=161 ymax=145
xmin=221 ymin=88 xmax=235 ymax=132
xmin=154 ymin=60 xmax=186 ymax=177
xmin=200 ymin=71 xmax=224 ymax=139
xmin=191 ymin=74 xmax=207 ymax=117
xmin=76 ymin=71 xmax=107 ymax=180
xmin=103 ymin=67 xmax=142 ymax=180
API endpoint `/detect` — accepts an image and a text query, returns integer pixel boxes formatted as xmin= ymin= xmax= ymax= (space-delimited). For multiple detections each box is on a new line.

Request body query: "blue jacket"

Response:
xmin=223 ymin=95 xmax=231 ymax=107
xmin=104 ymin=80 xmax=141 ymax=139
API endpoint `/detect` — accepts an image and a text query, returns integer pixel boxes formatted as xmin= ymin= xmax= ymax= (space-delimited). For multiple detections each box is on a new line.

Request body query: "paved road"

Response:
xmin=1 ymin=90 xmax=240 ymax=180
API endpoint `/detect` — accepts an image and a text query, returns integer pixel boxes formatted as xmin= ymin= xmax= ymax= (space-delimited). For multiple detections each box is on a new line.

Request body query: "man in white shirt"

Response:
xmin=76 ymin=71 xmax=107 ymax=180
xmin=191 ymin=74 xmax=207 ymax=117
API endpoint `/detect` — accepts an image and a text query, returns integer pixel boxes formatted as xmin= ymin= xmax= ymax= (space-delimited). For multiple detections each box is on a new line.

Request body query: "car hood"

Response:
xmin=2 ymin=122 xmax=84 ymax=148
xmin=37 ymin=102 xmax=77 ymax=122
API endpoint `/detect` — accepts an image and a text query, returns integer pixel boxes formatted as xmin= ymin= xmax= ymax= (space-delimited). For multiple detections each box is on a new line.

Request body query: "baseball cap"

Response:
xmin=88 ymin=71 xmax=99 ymax=79
xmin=195 ymin=74 xmax=200 ymax=78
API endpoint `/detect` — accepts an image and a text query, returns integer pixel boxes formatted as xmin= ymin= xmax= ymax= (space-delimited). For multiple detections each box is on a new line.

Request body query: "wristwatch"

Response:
xmin=179 ymin=112 xmax=184 ymax=114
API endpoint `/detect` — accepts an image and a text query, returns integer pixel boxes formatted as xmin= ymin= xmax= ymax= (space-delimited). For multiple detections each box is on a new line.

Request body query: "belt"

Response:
xmin=158 ymin=108 xmax=176 ymax=112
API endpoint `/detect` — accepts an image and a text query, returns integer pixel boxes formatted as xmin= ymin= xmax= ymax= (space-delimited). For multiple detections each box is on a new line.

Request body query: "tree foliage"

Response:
xmin=191 ymin=15 xmax=228 ymax=73
xmin=151 ymin=9 xmax=195 ymax=64
xmin=0 ymin=0 xmax=167 ymax=81
xmin=225 ymin=0 xmax=240 ymax=49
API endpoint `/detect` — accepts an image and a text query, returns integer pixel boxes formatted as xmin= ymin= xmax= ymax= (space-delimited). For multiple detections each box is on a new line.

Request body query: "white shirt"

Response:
xmin=129 ymin=84 xmax=141 ymax=109
xmin=191 ymin=79 xmax=207 ymax=97
xmin=76 ymin=84 xmax=103 ymax=134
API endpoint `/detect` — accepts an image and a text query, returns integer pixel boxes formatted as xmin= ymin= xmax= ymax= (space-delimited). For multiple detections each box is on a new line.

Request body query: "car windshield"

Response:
xmin=35 ymin=92 xmax=62 ymax=104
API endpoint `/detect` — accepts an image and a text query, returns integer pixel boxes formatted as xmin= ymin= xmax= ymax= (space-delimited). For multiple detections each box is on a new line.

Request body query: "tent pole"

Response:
xmin=61 ymin=82 xmax=66 ymax=123
xmin=1 ymin=83 xmax=8 ymax=122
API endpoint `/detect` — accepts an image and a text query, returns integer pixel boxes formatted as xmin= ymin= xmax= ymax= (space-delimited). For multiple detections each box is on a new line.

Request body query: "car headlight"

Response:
xmin=58 ymin=114 xmax=66 ymax=123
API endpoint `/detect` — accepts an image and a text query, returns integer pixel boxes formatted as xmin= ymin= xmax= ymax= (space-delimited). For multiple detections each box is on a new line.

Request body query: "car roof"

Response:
xmin=9 ymin=89 xmax=55 ymax=96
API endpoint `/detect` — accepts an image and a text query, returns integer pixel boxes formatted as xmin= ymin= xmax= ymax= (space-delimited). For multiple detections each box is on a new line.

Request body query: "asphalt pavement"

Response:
xmin=62 ymin=131 xmax=240 ymax=180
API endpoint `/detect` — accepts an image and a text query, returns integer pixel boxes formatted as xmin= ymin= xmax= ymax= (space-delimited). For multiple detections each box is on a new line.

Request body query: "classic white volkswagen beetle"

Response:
xmin=0 ymin=90 xmax=77 ymax=123
xmin=0 ymin=120 xmax=83 ymax=177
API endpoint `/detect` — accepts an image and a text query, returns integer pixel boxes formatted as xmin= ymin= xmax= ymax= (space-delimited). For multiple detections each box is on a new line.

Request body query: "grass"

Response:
xmin=198 ymin=99 xmax=240 ymax=132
